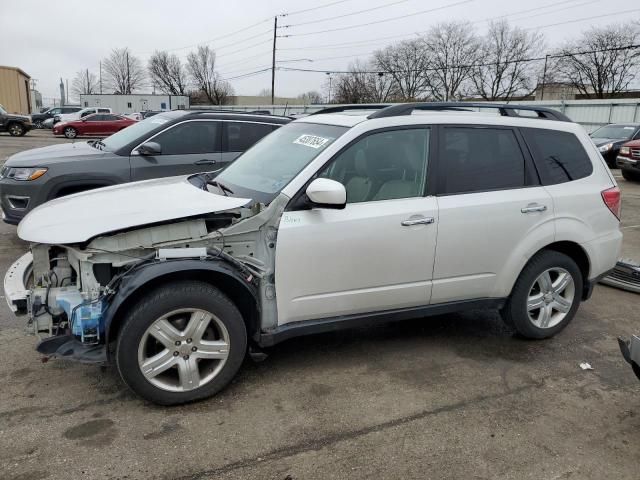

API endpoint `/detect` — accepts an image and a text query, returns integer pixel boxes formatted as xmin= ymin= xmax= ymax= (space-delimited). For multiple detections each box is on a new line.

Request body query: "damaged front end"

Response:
xmin=5 ymin=190 xmax=288 ymax=364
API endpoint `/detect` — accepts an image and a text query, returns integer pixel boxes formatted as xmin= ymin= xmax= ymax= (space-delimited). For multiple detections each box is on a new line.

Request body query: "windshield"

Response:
xmin=215 ymin=122 xmax=347 ymax=203
xmin=101 ymin=111 xmax=183 ymax=151
xmin=591 ymin=124 xmax=637 ymax=140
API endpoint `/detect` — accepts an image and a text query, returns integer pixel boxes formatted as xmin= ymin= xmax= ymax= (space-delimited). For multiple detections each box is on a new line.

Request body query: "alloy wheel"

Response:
xmin=64 ymin=127 xmax=76 ymax=138
xmin=137 ymin=308 xmax=230 ymax=392
xmin=8 ymin=124 xmax=24 ymax=136
xmin=527 ymin=268 xmax=575 ymax=329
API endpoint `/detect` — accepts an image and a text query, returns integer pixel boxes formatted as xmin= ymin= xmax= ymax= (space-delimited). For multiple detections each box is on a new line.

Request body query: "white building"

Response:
xmin=79 ymin=94 xmax=190 ymax=114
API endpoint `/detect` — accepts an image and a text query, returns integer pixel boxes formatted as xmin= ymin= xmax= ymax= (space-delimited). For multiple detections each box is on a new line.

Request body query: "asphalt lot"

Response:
xmin=0 ymin=130 xmax=639 ymax=480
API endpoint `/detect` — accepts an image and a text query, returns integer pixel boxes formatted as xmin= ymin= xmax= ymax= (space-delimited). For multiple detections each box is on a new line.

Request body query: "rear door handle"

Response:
xmin=401 ymin=217 xmax=435 ymax=226
xmin=521 ymin=204 xmax=547 ymax=213
xmin=194 ymin=159 xmax=217 ymax=165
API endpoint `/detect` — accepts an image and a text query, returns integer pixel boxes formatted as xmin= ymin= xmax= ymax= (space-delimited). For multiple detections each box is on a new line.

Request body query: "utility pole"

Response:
xmin=126 ymin=51 xmax=130 ymax=94
xmin=326 ymin=72 xmax=332 ymax=104
xmin=540 ymin=54 xmax=549 ymax=101
xmin=271 ymin=16 xmax=277 ymax=105
xmin=99 ymin=61 xmax=103 ymax=94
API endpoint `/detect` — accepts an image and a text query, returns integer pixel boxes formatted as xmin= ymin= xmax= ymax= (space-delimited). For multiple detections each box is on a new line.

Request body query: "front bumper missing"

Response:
xmin=4 ymin=252 xmax=32 ymax=313
xmin=618 ymin=336 xmax=640 ymax=381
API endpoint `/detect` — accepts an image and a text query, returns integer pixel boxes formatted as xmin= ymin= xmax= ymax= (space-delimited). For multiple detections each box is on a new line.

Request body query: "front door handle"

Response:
xmin=194 ymin=159 xmax=217 ymax=165
xmin=401 ymin=217 xmax=435 ymax=226
xmin=521 ymin=204 xmax=547 ymax=214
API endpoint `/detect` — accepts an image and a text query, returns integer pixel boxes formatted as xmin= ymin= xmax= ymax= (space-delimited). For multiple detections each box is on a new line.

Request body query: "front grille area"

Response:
xmin=631 ymin=148 xmax=640 ymax=159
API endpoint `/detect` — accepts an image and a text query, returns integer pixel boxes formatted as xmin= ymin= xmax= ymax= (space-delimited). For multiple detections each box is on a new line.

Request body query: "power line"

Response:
xmin=277 ymin=44 xmax=640 ymax=75
xmin=137 ymin=17 xmax=272 ymax=54
xmin=279 ymin=0 xmax=412 ymax=28
xmin=280 ymin=0 xmax=357 ymax=17
xmin=524 ymin=8 xmax=640 ymax=31
xmin=278 ymin=0 xmax=474 ymax=37
xmin=496 ymin=0 xmax=600 ymax=24
xmin=276 ymin=0 xmax=602 ymax=50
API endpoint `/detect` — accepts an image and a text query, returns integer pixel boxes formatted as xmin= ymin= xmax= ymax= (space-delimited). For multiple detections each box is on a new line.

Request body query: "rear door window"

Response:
xmin=225 ymin=122 xmax=276 ymax=152
xmin=521 ymin=128 xmax=593 ymax=184
xmin=438 ymin=126 xmax=526 ymax=195
xmin=152 ymin=121 xmax=221 ymax=155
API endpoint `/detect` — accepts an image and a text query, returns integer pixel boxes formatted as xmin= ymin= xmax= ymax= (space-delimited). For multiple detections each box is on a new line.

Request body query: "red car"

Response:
xmin=53 ymin=113 xmax=137 ymax=139
xmin=617 ymin=139 xmax=640 ymax=182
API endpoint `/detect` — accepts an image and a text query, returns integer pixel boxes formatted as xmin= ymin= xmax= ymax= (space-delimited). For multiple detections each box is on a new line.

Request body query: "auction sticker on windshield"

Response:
xmin=293 ymin=134 xmax=332 ymax=149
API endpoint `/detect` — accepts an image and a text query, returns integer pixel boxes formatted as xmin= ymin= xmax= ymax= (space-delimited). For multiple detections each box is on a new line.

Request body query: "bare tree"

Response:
xmin=102 ymin=47 xmax=146 ymax=94
xmin=71 ymin=69 xmax=98 ymax=100
xmin=148 ymin=51 xmax=188 ymax=95
xmin=187 ymin=46 xmax=234 ymax=105
xmin=555 ymin=22 xmax=640 ymax=98
xmin=297 ymin=90 xmax=323 ymax=104
xmin=257 ymin=88 xmax=272 ymax=97
xmin=471 ymin=20 xmax=544 ymax=100
xmin=373 ymin=39 xmax=430 ymax=100
xmin=421 ymin=21 xmax=481 ymax=100
xmin=332 ymin=61 xmax=372 ymax=103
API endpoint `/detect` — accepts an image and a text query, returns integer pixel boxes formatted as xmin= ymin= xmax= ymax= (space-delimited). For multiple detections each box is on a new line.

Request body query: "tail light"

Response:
xmin=601 ymin=186 xmax=621 ymax=220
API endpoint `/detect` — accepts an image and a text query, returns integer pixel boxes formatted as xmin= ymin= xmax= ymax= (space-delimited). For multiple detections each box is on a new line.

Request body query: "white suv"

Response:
xmin=5 ymin=103 xmax=622 ymax=405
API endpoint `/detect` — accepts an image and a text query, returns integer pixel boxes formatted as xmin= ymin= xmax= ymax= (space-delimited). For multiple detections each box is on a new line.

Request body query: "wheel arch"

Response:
xmin=103 ymin=260 xmax=259 ymax=360
xmin=511 ymin=241 xmax=591 ymax=301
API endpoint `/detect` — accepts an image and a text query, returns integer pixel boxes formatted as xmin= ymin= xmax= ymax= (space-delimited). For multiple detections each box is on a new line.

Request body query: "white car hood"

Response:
xmin=18 ymin=176 xmax=251 ymax=244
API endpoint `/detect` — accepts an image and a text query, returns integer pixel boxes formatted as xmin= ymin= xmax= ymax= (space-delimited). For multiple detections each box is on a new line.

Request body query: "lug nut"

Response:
xmin=183 ymin=355 xmax=189 ymax=360
xmin=186 ymin=338 xmax=192 ymax=344
xmin=191 ymin=346 xmax=197 ymax=352
xmin=175 ymin=340 xmax=181 ymax=346
xmin=173 ymin=351 xmax=179 ymax=357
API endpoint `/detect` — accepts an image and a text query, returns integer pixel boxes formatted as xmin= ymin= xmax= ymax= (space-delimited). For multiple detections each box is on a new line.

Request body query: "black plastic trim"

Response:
xmin=103 ymin=258 xmax=259 ymax=358
xmin=367 ymin=102 xmax=573 ymax=122
xmin=258 ymin=298 xmax=506 ymax=347
xmin=309 ymin=104 xmax=392 ymax=116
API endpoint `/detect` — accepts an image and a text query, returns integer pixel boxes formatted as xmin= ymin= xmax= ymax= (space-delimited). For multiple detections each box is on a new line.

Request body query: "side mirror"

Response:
xmin=305 ymin=178 xmax=346 ymax=209
xmin=137 ymin=141 xmax=161 ymax=156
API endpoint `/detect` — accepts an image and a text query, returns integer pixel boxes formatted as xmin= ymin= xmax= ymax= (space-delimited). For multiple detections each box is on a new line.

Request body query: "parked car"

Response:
xmin=0 ymin=110 xmax=290 ymax=224
xmin=0 ymin=104 xmax=32 ymax=136
xmin=31 ymin=106 xmax=82 ymax=129
xmin=590 ymin=123 xmax=640 ymax=168
xmin=3 ymin=103 xmax=622 ymax=405
xmin=125 ymin=112 xmax=143 ymax=121
xmin=55 ymin=107 xmax=113 ymax=124
xmin=616 ymin=139 xmax=640 ymax=182
xmin=52 ymin=113 xmax=137 ymax=139
xmin=141 ymin=110 xmax=162 ymax=119
xmin=42 ymin=117 xmax=55 ymax=129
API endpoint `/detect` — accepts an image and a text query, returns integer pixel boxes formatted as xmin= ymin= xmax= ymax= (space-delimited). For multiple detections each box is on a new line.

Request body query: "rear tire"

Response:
xmin=64 ymin=127 xmax=77 ymax=139
xmin=116 ymin=281 xmax=247 ymax=405
xmin=34 ymin=120 xmax=43 ymax=129
xmin=622 ymin=168 xmax=640 ymax=182
xmin=502 ymin=251 xmax=583 ymax=339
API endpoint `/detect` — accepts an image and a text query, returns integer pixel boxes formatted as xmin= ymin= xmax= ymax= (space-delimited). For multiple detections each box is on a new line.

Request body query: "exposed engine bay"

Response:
xmin=6 ymin=192 xmax=290 ymax=362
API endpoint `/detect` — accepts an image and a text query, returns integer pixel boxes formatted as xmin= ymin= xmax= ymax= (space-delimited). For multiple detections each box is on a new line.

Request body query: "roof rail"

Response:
xmin=309 ymin=104 xmax=392 ymax=116
xmin=367 ymin=102 xmax=572 ymax=122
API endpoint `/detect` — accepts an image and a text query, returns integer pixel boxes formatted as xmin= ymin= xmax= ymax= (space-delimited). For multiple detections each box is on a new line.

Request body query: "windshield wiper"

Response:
xmin=207 ymin=179 xmax=234 ymax=196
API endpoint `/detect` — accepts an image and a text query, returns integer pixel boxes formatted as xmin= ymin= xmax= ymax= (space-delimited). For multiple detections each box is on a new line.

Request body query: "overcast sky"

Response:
xmin=1 ymin=0 xmax=638 ymax=104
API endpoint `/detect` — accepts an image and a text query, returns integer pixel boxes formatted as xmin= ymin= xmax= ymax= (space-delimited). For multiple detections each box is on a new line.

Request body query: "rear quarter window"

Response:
xmin=522 ymin=128 xmax=593 ymax=184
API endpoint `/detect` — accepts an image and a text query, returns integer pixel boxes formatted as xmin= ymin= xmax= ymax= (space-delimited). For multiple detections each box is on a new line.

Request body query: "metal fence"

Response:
xmin=191 ymin=98 xmax=640 ymax=132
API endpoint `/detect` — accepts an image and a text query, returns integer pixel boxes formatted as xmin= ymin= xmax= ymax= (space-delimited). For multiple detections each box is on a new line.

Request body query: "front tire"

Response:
xmin=502 ymin=251 xmax=583 ymax=339
xmin=7 ymin=123 xmax=25 ymax=136
xmin=116 ymin=281 xmax=247 ymax=405
xmin=64 ymin=127 xmax=77 ymax=139
xmin=34 ymin=120 xmax=43 ymax=129
xmin=622 ymin=168 xmax=640 ymax=183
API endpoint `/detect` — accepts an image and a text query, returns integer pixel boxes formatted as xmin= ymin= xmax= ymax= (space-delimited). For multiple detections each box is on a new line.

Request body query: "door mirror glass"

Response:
xmin=138 ymin=141 xmax=162 ymax=156
xmin=306 ymin=178 xmax=346 ymax=209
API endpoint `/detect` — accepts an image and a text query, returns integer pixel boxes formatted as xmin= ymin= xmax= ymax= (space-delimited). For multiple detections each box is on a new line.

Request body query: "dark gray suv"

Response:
xmin=0 ymin=110 xmax=290 ymax=224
